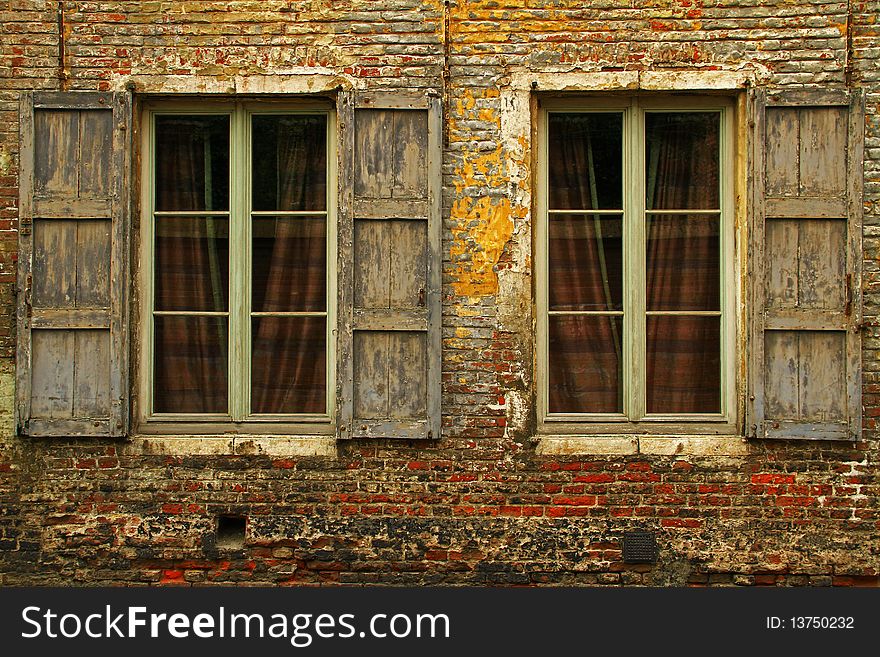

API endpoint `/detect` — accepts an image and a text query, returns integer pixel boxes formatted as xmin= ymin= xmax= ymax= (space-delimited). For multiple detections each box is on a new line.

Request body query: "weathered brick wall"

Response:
xmin=0 ymin=0 xmax=877 ymax=585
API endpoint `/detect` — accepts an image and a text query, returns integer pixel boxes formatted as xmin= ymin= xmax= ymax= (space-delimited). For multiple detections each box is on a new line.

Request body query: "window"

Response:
xmin=133 ymin=93 xmax=442 ymax=439
xmin=140 ymin=101 xmax=336 ymax=427
xmin=537 ymin=96 xmax=736 ymax=431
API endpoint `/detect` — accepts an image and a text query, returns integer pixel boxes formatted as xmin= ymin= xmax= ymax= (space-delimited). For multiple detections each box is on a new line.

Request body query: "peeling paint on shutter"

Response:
xmin=749 ymin=89 xmax=863 ymax=441
xmin=17 ymin=92 xmax=130 ymax=437
xmin=337 ymin=91 xmax=441 ymax=440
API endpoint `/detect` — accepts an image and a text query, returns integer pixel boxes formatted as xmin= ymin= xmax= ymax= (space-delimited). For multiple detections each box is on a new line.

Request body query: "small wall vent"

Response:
xmin=622 ymin=530 xmax=658 ymax=564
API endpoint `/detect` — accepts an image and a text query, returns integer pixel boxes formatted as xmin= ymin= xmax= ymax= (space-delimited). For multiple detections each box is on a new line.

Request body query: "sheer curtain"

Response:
xmin=547 ymin=111 xmax=721 ymax=415
xmin=154 ymin=118 xmax=229 ymax=413
xmin=645 ymin=113 xmax=721 ymax=413
xmin=547 ymin=114 xmax=623 ymax=413
xmin=251 ymin=117 xmax=327 ymax=414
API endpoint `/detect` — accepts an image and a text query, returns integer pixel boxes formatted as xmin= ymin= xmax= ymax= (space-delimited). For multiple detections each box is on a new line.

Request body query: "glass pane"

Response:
xmin=155 ymin=115 xmax=229 ymax=211
xmin=549 ymin=213 xmax=623 ymax=311
xmin=645 ymin=112 xmax=720 ymax=210
xmin=548 ymin=113 xmax=623 ymax=210
xmin=646 ymin=214 xmax=720 ymax=311
xmin=252 ymin=317 xmax=326 ymax=414
xmin=155 ymin=216 xmax=229 ymax=312
xmin=154 ymin=316 xmax=228 ymax=414
xmin=252 ymin=115 xmax=327 ymax=212
xmin=646 ymin=316 xmax=720 ymax=414
xmin=548 ymin=315 xmax=623 ymax=413
xmin=252 ymin=216 xmax=326 ymax=312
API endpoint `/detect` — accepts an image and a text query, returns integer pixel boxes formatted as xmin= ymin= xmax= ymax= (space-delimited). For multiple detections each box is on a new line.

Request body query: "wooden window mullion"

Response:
xmin=227 ymin=104 xmax=244 ymax=422
xmin=629 ymin=98 xmax=647 ymax=421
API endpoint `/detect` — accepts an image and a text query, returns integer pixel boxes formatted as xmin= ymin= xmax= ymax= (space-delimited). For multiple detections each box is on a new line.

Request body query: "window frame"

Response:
xmin=136 ymin=98 xmax=337 ymax=435
xmin=536 ymin=94 xmax=740 ymax=435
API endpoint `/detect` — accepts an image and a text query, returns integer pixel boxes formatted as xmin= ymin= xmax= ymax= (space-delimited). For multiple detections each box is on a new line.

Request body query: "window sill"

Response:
xmin=123 ymin=435 xmax=336 ymax=457
xmin=535 ymin=435 xmax=749 ymax=456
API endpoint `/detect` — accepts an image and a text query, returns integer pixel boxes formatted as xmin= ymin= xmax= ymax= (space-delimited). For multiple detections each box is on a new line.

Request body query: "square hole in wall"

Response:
xmin=217 ymin=514 xmax=247 ymax=549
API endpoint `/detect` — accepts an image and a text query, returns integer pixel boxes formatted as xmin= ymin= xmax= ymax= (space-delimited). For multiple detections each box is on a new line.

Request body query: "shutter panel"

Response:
xmin=749 ymin=89 xmax=863 ymax=440
xmin=338 ymin=91 xmax=441 ymax=439
xmin=17 ymin=92 xmax=130 ymax=437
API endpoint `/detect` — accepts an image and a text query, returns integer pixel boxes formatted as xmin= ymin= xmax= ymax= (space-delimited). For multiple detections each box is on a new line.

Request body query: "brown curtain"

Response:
xmin=153 ymin=118 xmax=229 ymax=413
xmin=251 ymin=117 xmax=327 ymax=414
xmin=645 ymin=113 xmax=721 ymax=413
xmin=546 ymin=112 xmax=721 ymax=415
xmin=547 ymin=114 xmax=623 ymax=413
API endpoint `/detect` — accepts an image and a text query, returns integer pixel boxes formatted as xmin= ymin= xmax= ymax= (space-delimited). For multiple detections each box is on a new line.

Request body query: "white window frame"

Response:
xmin=137 ymin=99 xmax=337 ymax=434
xmin=536 ymin=95 xmax=739 ymax=435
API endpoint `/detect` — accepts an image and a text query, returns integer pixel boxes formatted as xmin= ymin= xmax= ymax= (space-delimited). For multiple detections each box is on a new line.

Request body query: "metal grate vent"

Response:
xmin=622 ymin=530 xmax=658 ymax=564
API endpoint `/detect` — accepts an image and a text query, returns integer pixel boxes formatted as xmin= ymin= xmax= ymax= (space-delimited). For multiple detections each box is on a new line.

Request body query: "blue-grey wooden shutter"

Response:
xmin=337 ymin=91 xmax=441 ymax=439
xmin=749 ymin=89 xmax=863 ymax=440
xmin=17 ymin=91 xmax=130 ymax=436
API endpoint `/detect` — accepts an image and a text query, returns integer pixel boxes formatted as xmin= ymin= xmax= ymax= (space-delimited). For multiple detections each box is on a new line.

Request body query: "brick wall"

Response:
xmin=0 ymin=0 xmax=877 ymax=586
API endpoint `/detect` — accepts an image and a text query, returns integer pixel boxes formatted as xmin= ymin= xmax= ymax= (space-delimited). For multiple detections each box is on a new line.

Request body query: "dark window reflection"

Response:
xmin=646 ymin=316 xmax=721 ymax=414
xmin=549 ymin=214 xmax=623 ymax=311
xmin=155 ymin=216 xmax=229 ymax=312
xmin=548 ymin=113 xmax=623 ymax=210
xmin=252 ymin=216 xmax=326 ymax=313
xmin=252 ymin=317 xmax=326 ymax=414
xmin=646 ymin=214 xmax=720 ymax=312
xmin=154 ymin=316 xmax=228 ymax=414
xmin=645 ymin=112 xmax=720 ymax=210
xmin=155 ymin=115 xmax=229 ymax=211
xmin=549 ymin=315 xmax=623 ymax=414
xmin=252 ymin=115 xmax=327 ymax=212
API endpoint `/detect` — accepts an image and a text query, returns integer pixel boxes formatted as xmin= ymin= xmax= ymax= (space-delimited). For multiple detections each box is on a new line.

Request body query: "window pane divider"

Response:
xmin=250 ymin=311 xmax=327 ymax=317
xmin=153 ymin=210 xmax=230 ymax=216
xmin=250 ymin=210 xmax=328 ymax=216
xmin=645 ymin=209 xmax=720 ymax=215
xmin=547 ymin=208 xmax=624 ymax=214
xmin=547 ymin=310 xmax=623 ymax=315
xmin=645 ymin=310 xmax=722 ymax=316
xmin=153 ymin=310 xmax=229 ymax=316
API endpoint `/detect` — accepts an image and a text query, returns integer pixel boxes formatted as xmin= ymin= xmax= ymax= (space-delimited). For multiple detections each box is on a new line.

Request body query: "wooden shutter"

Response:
xmin=749 ymin=89 xmax=863 ymax=440
xmin=338 ymin=91 xmax=441 ymax=439
xmin=17 ymin=92 xmax=130 ymax=437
